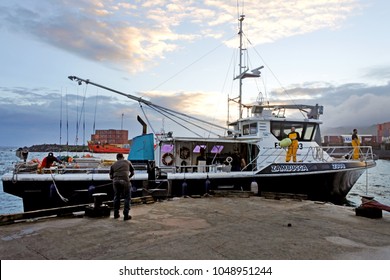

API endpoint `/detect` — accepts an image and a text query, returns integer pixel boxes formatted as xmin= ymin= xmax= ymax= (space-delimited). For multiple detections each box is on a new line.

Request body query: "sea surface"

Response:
xmin=0 ymin=146 xmax=117 ymax=214
xmin=0 ymin=146 xmax=389 ymax=214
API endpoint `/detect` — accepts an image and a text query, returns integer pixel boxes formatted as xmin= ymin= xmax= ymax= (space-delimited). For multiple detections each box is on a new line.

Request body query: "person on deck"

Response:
xmin=286 ymin=127 xmax=300 ymax=162
xmin=109 ymin=153 xmax=135 ymax=221
xmin=351 ymin=128 xmax=361 ymax=160
xmin=39 ymin=152 xmax=62 ymax=170
xmin=232 ymin=151 xmax=246 ymax=171
xmin=196 ymin=147 xmax=207 ymax=172
xmin=196 ymin=147 xmax=206 ymax=165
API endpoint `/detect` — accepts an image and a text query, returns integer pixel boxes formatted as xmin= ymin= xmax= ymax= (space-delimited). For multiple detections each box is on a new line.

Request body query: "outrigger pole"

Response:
xmin=68 ymin=76 xmax=239 ymax=136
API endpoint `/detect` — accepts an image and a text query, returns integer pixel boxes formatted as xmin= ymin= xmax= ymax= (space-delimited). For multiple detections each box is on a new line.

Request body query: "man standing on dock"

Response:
xmin=110 ymin=153 xmax=135 ymax=221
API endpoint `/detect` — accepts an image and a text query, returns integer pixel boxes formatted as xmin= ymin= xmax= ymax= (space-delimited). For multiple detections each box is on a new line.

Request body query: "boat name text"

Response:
xmin=271 ymin=165 xmax=309 ymax=173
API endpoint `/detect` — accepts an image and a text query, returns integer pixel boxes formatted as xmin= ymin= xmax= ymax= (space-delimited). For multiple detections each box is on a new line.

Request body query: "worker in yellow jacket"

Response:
xmin=286 ymin=127 xmax=300 ymax=162
xmin=351 ymin=128 xmax=360 ymax=160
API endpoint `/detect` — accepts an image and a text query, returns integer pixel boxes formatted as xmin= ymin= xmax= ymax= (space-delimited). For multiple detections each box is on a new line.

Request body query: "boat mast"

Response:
xmin=229 ymin=15 xmax=262 ymax=122
xmin=238 ymin=14 xmax=245 ymax=119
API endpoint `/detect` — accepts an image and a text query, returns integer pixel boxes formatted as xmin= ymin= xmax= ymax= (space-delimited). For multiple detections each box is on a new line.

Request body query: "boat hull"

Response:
xmin=168 ymin=166 xmax=369 ymax=203
xmin=88 ymin=143 xmax=129 ymax=154
xmin=2 ymin=160 xmax=374 ymax=212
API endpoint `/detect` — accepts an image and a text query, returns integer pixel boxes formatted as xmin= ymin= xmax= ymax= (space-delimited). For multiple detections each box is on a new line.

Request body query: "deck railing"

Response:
xmin=321 ymin=145 xmax=375 ymax=161
xmin=12 ymin=145 xmax=375 ymax=176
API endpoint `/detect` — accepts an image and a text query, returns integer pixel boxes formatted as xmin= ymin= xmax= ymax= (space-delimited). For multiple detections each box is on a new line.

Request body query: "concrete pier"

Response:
xmin=0 ymin=196 xmax=389 ymax=260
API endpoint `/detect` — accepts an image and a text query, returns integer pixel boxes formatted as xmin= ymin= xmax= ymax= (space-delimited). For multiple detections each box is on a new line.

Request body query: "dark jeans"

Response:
xmin=113 ymin=180 xmax=131 ymax=216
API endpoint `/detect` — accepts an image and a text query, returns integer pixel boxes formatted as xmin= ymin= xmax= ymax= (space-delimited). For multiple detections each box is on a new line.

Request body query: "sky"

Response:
xmin=1 ymin=0 xmax=390 ymax=147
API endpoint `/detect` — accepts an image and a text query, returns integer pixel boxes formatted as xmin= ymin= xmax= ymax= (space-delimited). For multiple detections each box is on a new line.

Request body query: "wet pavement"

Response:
xmin=0 ymin=196 xmax=389 ymax=260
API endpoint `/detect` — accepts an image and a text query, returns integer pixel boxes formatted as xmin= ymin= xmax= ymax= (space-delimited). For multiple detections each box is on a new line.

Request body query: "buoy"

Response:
xmin=250 ymin=180 xmax=259 ymax=195
xmin=280 ymin=138 xmax=292 ymax=147
xmin=205 ymin=177 xmax=211 ymax=194
xmin=49 ymin=184 xmax=55 ymax=199
xmin=88 ymin=185 xmax=96 ymax=199
xmin=182 ymin=180 xmax=188 ymax=197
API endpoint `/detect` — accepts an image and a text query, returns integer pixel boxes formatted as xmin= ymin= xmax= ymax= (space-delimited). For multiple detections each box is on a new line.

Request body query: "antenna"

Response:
xmin=238 ymin=14 xmax=245 ymax=119
xmin=229 ymin=15 xmax=263 ymax=121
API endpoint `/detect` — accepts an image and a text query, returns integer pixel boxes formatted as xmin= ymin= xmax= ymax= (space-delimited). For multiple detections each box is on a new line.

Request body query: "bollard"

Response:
xmin=85 ymin=193 xmax=110 ymax=217
xmin=93 ymin=193 xmax=106 ymax=208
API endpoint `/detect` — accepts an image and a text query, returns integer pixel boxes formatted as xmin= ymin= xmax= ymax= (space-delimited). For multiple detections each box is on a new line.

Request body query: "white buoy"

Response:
xmin=250 ymin=180 xmax=258 ymax=195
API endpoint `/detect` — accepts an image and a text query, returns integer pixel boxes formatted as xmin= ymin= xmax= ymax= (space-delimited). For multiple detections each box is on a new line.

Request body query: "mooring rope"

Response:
xmin=49 ymin=171 xmax=69 ymax=203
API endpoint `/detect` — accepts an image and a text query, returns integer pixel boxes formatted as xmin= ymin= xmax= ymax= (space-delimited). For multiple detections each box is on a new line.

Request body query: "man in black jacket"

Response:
xmin=109 ymin=153 xmax=135 ymax=221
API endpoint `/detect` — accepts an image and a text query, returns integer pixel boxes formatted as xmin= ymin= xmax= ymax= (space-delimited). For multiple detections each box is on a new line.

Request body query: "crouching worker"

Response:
xmin=109 ymin=153 xmax=135 ymax=221
xmin=38 ymin=152 xmax=62 ymax=173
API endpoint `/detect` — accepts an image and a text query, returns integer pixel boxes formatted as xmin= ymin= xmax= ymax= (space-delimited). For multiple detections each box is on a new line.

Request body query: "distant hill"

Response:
xmin=27 ymin=144 xmax=88 ymax=152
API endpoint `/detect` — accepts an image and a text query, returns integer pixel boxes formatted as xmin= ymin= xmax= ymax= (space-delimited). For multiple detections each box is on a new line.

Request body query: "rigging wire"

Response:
xmin=82 ymin=84 xmax=88 ymax=150
xmin=83 ymin=90 xmax=86 ymax=150
xmin=236 ymin=0 xmax=245 ymax=21
xmin=147 ymin=103 xmax=222 ymax=137
xmin=59 ymin=88 xmax=63 ymax=148
xmin=75 ymin=86 xmax=79 ymax=145
xmin=75 ymin=83 xmax=88 ymax=147
xmin=242 ymin=32 xmax=306 ymax=118
xmin=133 ymin=33 xmax=237 ymax=139
xmin=93 ymin=89 xmax=99 ymax=134
xmin=149 ymin=34 xmax=235 ymax=92
xmin=66 ymin=88 xmax=69 ymax=152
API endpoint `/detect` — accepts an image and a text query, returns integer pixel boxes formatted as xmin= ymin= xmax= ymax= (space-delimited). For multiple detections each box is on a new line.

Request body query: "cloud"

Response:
xmin=1 ymin=77 xmax=389 ymax=146
xmin=323 ymin=83 xmax=390 ymax=127
xmin=0 ymin=85 xmax=142 ymax=146
xmin=2 ymin=0 xmax=385 ymax=146
xmin=0 ymin=0 xmax=361 ymax=73
xmin=267 ymin=80 xmax=390 ymax=128
xmin=363 ymin=66 xmax=390 ymax=81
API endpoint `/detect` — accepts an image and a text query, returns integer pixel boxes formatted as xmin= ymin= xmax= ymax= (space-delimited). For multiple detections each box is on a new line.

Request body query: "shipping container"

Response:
xmin=90 ymin=129 xmax=129 ymax=144
xmin=377 ymin=122 xmax=390 ymax=143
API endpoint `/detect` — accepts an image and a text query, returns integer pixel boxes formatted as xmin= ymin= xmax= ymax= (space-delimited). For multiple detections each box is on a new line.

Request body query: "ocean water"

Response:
xmin=0 ymin=146 xmax=389 ymax=214
xmin=0 ymin=146 xmax=117 ymax=214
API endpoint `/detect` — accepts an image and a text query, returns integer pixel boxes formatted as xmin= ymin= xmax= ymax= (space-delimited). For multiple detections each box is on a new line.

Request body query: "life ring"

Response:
xmin=226 ymin=156 xmax=233 ymax=163
xmin=162 ymin=153 xmax=174 ymax=165
xmin=179 ymin=147 xmax=190 ymax=159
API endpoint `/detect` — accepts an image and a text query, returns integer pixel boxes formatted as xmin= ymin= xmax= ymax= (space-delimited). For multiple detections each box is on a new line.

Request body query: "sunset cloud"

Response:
xmin=0 ymin=0 xmax=361 ymax=72
xmin=0 ymin=0 xmax=388 ymax=147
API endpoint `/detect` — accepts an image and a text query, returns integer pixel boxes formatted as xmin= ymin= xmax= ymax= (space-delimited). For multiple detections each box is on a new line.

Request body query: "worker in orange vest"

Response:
xmin=351 ymin=129 xmax=360 ymax=160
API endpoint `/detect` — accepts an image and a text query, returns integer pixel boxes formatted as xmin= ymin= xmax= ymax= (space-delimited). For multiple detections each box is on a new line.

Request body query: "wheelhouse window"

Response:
xmin=301 ymin=123 xmax=316 ymax=141
xmin=243 ymin=122 xmax=258 ymax=135
xmin=271 ymin=121 xmax=318 ymax=141
xmin=193 ymin=145 xmax=207 ymax=153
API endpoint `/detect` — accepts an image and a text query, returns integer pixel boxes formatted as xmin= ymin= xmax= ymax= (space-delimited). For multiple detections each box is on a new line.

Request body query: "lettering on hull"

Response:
xmin=261 ymin=162 xmax=355 ymax=174
xmin=271 ymin=165 xmax=309 ymax=173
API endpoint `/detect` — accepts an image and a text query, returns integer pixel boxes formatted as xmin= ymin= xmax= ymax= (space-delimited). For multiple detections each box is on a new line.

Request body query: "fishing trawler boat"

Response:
xmin=1 ymin=15 xmax=376 ymax=212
